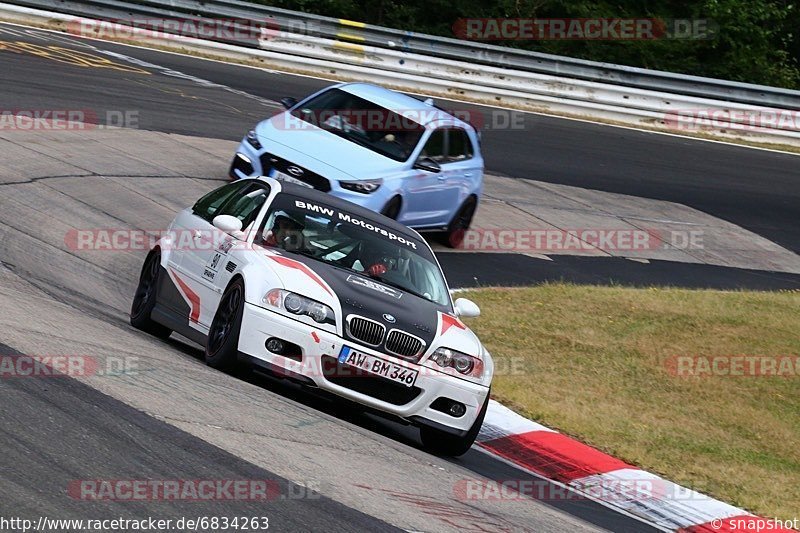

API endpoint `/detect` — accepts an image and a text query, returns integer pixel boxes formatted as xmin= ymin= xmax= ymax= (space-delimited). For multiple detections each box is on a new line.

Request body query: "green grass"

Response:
xmin=463 ymin=284 xmax=800 ymax=520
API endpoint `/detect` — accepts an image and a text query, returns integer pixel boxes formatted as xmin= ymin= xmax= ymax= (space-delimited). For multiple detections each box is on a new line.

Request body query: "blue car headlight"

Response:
xmin=340 ymin=178 xmax=382 ymax=194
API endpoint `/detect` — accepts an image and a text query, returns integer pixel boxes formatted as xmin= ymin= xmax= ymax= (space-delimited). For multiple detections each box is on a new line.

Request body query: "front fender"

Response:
xmin=234 ymin=258 xmax=284 ymax=307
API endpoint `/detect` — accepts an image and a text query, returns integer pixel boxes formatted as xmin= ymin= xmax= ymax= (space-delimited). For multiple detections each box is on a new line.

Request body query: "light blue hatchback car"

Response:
xmin=230 ymin=83 xmax=483 ymax=246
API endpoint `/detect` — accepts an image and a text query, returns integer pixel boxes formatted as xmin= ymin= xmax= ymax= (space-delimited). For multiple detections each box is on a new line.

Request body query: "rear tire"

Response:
xmin=205 ymin=277 xmax=245 ymax=371
xmin=420 ymin=391 xmax=489 ymax=457
xmin=441 ymin=196 xmax=477 ymax=248
xmin=381 ymin=196 xmax=402 ymax=220
xmin=130 ymin=250 xmax=172 ymax=339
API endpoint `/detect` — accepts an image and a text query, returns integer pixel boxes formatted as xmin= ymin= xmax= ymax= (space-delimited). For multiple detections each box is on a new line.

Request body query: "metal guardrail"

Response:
xmin=3 ymin=0 xmax=800 ymax=146
xmin=7 ymin=0 xmax=800 ymax=110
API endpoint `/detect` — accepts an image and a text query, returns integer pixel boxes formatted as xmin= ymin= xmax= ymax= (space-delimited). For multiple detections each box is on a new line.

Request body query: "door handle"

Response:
xmin=437 ymin=174 xmax=446 ymax=180
xmin=464 ymin=172 xmax=474 ymax=178
xmin=193 ymin=230 xmax=202 ymax=240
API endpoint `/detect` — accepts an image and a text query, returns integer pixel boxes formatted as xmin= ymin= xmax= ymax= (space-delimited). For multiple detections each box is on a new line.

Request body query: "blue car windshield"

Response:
xmin=289 ymin=88 xmax=425 ymax=162
xmin=257 ymin=193 xmax=451 ymax=307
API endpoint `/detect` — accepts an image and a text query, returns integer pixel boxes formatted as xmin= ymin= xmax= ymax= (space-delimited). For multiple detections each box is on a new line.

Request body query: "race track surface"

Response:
xmin=438 ymin=253 xmax=800 ymax=290
xmin=1 ymin=23 xmax=798 ymax=254
xmin=0 ymin=344 xmax=395 ymax=532
xmin=0 ymin=126 xmax=653 ymax=531
xmin=0 ymin=20 xmax=796 ymax=532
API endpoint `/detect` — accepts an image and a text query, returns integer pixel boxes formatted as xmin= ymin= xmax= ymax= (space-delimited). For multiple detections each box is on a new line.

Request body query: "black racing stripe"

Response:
xmin=284 ymin=256 xmax=443 ymax=352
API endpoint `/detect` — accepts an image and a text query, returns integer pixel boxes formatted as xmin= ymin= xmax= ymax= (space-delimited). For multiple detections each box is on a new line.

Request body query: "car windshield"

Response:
xmin=289 ymin=88 xmax=425 ymax=162
xmin=257 ymin=193 xmax=451 ymax=307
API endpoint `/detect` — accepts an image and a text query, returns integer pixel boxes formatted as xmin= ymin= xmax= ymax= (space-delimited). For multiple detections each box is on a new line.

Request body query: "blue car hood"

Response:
xmin=256 ymin=114 xmax=405 ymax=181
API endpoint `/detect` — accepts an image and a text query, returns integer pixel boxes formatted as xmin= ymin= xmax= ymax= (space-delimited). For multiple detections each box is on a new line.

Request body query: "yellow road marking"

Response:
xmin=128 ymin=78 xmax=249 ymax=115
xmin=0 ymin=40 xmax=151 ymax=74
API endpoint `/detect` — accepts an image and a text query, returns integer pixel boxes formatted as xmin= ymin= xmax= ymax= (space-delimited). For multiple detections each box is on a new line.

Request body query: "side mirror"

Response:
xmin=280 ymin=97 xmax=298 ymax=109
xmin=454 ymin=297 xmax=480 ymax=318
xmin=212 ymin=215 xmax=243 ymax=234
xmin=413 ymin=157 xmax=441 ymax=173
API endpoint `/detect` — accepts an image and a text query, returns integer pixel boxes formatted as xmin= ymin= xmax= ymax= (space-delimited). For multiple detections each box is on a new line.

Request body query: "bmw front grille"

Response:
xmin=385 ymin=329 xmax=425 ymax=360
xmin=346 ymin=315 xmax=385 ymax=346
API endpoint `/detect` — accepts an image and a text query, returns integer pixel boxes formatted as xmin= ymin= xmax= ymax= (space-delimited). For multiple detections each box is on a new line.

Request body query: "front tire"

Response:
xmin=205 ymin=277 xmax=245 ymax=370
xmin=420 ymin=391 xmax=489 ymax=457
xmin=130 ymin=250 xmax=172 ymax=339
xmin=442 ymin=196 xmax=477 ymax=248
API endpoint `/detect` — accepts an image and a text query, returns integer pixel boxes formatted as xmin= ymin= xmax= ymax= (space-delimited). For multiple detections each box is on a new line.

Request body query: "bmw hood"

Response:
xmin=255 ymin=114 xmax=404 ymax=181
xmin=260 ymin=250 xmax=482 ymax=359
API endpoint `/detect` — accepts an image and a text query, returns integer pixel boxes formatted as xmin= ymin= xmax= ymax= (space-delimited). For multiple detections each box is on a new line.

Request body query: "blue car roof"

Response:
xmin=337 ymin=83 xmax=474 ymax=129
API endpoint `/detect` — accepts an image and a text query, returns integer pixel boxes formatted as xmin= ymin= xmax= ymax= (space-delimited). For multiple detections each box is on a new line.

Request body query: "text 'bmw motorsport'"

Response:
xmin=294 ymin=200 xmax=418 ymax=249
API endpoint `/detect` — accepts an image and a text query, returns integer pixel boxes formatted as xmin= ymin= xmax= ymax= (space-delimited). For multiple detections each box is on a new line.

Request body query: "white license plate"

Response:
xmin=271 ymin=169 xmax=312 ymax=188
xmin=338 ymin=346 xmax=418 ymax=387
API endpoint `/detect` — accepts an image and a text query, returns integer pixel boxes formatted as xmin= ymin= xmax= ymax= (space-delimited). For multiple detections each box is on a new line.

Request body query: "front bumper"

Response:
xmin=230 ymin=140 xmax=395 ymax=213
xmin=239 ymin=302 xmax=489 ymax=433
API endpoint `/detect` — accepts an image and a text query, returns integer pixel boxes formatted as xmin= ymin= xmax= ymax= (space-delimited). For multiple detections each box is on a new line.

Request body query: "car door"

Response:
xmin=404 ymin=127 xmax=475 ymax=228
xmin=180 ymin=180 xmax=273 ymax=328
xmin=439 ymin=127 xmax=482 ymax=209
xmin=404 ymin=128 xmax=459 ymax=227
xmin=165 ymin=181 xmax=248 ymax=327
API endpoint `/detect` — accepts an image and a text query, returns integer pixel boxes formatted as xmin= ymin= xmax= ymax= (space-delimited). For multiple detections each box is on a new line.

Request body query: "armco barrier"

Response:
xmin=2 ymin=0 xmax=800 ymax=146
xmin=11 ymin=0 xmax=800 ymax=109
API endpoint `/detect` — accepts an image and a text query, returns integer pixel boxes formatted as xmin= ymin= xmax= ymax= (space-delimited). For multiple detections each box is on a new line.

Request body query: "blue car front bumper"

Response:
xmin=230 ymin=139 xmax=398 ymax=216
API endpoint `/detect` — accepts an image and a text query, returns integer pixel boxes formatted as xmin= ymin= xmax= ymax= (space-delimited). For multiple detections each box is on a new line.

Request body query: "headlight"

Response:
xmin=245 ymin=129 xmax=262 ymax=150
xmin=340 ymin=178 xmax=382 ymax=194
xmin=263 ymin=289 xmax=335 ymax=325
xmin=429 ymin=347 xmax=483 ymax=378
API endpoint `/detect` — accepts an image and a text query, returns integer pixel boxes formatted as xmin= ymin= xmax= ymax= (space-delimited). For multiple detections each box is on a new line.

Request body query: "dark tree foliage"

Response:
xmin=263 ymin=0 xmax=800 ymax=89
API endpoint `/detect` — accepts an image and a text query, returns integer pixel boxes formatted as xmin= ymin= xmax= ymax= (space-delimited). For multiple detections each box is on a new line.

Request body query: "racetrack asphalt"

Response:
xmin=1 ymin=22 xmax=798 ymax=257
xmin=438 ymin=253 xmax=800 ymax=290
xmin=0 ymin=21 xmax=795 ymax=531
xmin=0 ymin=344 xmax=397 ymax=532
xmin=0 ymin=128 xmax=654 ymax=531
xmin=2 ymin=23 xmax=798 ymax=290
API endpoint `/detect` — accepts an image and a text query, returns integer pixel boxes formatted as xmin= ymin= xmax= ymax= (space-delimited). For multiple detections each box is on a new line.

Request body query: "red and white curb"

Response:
xmin=473 ymin=400 xmax=794 ymax=532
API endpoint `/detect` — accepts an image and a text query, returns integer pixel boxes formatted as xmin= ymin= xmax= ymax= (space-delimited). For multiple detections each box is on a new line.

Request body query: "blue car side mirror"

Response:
xmin=413 ymin=157 xmax=442 ymax=173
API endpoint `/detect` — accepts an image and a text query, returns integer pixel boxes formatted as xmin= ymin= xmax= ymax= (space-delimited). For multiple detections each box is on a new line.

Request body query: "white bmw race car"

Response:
xmin=130 ymin=177 xmax=493 ymax=455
